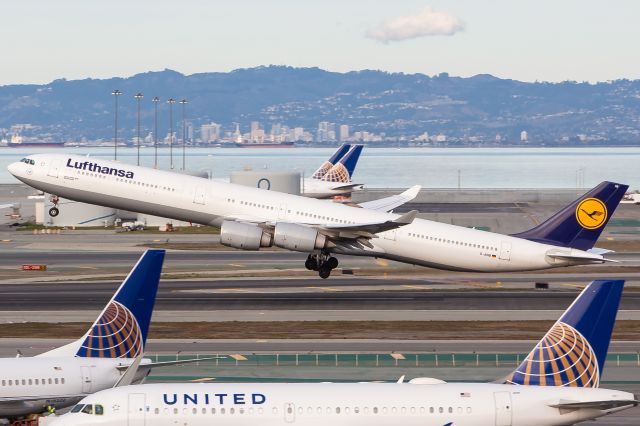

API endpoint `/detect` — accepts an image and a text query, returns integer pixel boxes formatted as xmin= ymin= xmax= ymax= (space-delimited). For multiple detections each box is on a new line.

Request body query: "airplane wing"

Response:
xmin=549 ymin=399 xmax=638 ymax=410
xmin=358 ymin=185 xmax=421 ymax=213
xmin=116 ymin=357 xmax=218 ymax=372
xmin=317 ymin=210 xmax=418 ymax=238
xmin=0 ymin=204 xmax=15 ymax=210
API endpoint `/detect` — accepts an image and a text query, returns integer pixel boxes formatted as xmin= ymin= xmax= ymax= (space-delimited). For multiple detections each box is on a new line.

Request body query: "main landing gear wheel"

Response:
xmin=308 ymin=254 xmax=339 ymax=279
xmin=48 ymin=207 xmax=59 ymax=217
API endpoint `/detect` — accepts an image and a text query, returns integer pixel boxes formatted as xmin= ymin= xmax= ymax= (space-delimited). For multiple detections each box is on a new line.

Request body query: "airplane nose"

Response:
xmin=7 ymin=162 xmax=21 ymax=177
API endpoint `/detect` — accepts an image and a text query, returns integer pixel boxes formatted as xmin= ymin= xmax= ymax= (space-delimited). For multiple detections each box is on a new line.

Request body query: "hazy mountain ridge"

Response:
xmin=0 ymin=66 xmax=639 ymax=144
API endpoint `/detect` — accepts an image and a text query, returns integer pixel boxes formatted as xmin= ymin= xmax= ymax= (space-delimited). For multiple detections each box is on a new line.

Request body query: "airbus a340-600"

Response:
xmin=47 ymin=279 xmax=638 ymax=426
xmin=9 ymin=154 xmax=627 ymax=278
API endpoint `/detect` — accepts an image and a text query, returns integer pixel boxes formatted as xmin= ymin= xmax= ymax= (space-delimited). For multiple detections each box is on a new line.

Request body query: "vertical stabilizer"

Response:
xmin=503 ymin=280 xmax=624 ymax=387
xmin=511 ymin=181 xmax=628 ymax=250
xmin=38 ymin=250 xmax=166 ymax=358
xmin=322 ymin=145 xmax=363 ymax=183
xmin=311 ymin=144 xmax=350 ymax=179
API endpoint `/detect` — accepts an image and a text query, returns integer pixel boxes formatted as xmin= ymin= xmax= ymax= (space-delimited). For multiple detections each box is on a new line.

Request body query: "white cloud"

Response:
xmin=366 ymin=7 xmax=465 ymax=43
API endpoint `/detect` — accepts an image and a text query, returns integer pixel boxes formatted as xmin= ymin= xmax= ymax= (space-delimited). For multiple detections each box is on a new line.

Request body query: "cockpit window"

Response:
xmin=81 ymin=405 xmax=93 ymax=415
xmin=19 ymin=158 xmax=35 ymax=165
xmin=95 ymin=405 xmax=104 ymax=415
xmin=70 ymin=404 xmax=84 ymax=413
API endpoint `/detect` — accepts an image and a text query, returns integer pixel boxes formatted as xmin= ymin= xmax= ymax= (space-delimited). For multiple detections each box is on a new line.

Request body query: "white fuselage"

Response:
xmin=10 ymin=154 xmax=601 ymax=272
xmin=301 ymin=178 xmax=363 ymax=199
xmin=0 ymin=356 xmax=143 ymax=417
xmin=49 ymin=382 xmax=636 ymax=426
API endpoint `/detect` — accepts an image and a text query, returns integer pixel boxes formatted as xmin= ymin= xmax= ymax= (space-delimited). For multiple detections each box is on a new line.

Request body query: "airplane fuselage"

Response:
xmin=10 ymin=154 xmax=603 ymax=272
xmin=49 ymin=382 xmax=637 ymax=426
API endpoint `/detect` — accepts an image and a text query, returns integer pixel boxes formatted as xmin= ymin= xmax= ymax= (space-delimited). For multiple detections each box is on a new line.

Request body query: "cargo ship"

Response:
xmin=7 ymin=135 xmax=65 ymax=148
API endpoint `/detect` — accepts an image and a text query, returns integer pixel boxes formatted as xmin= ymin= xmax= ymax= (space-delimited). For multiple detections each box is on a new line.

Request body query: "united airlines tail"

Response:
xmin=512 ymin=181 xmax=628 ymax=250
xmin=503 ymin=279 xmax=624 ymax=387
xmin=322 ymin=145 xmax=364 ymax=183
xmin=38 ymin=250 xmax=166 ymax=359
xmin=311 ymin=144 xmax=351 ymax=179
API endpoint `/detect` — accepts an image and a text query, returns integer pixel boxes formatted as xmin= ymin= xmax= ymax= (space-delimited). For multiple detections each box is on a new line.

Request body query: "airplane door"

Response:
xmin=278 ymin=204 xmax=287 ymax=220
xmin=494 ymin=392 xmax=512 ymax=426
xmin=80 ymin=366 xmax=92 ymax=393
xmin=284 ymin=402 xmax=296 ymax=423
xmin=128 ymin=393 xmax=146 ymax=426
xmin=193 ymin=186 xmax=206 ymax=205
xmin=499 ymin=242 xmax=512 ymax=261
xmin=47 ymin=159 xmax=61 ymax=178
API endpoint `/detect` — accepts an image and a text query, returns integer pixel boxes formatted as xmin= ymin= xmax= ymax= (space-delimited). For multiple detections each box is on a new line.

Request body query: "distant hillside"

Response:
xmin=0 ymin=66 xmax=639 ymax=144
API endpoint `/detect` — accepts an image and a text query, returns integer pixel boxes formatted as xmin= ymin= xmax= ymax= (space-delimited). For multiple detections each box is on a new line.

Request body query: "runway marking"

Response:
xmin=255 ymin=339 xmax=268 ymax=343
xmin=306 ymin=286 xmax=342 ymax=292
xmin=563 ymin=284 xmax=586 ymax=290
xmin=402 ymin=285 xmax=431 ymax=290
xmin=0 ymin=240 xmax=12 ymax=243
xmin=191 ymin=378 xmax=216 ymax=382
xmin=218 ymin=288 xmax=254 ymax=293
xmin=228 ymin=264 xmax=244 ymax=267
xmin=229 ymin=354 xmax=247 ymax=361
xmin=466 ymin=282 xmax=502 ymax=289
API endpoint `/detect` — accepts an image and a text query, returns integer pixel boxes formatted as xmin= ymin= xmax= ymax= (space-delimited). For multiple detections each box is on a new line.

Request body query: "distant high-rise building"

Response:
xmin=250 ymin=121 xmax=264 ymax=142
xmin=339 ymin=124 xmax=349 ymax=141
xmin=520 ymin=130 xmax=528 ymax=142
xmin=200 ymin=123 xmax=221 ymax=143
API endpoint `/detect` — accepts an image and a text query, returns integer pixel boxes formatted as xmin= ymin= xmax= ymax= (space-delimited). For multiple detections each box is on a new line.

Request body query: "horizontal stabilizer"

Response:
xmin=546 ymin=252 xmax=614 ymax=264
xmin=114 ymin=354 xmax=143 ymax=388
xmin=549 ymin=399 xmax=638 ymax=411
xmin=117 ymin=357 xmax=219 ymax=372
xmin=359 ymin=185 xmax=421 ymax=212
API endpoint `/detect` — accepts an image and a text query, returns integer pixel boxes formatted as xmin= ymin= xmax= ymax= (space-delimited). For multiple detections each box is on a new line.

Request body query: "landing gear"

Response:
xmin=48 ymin=195 xmax=60 ymax=217
xmin=306 ymin=253 xmax=339 ymax=279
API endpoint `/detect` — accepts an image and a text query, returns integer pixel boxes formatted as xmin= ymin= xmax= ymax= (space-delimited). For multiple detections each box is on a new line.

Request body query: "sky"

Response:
xmin=1 ymin=0 xmax=639 ymax=85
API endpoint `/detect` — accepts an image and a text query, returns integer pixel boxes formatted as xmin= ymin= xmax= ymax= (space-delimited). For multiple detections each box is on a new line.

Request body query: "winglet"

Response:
xmin=358 ymin=185 xmax=421 ymax=212
xmin=113 ymin=354 xmax=143 ymax=388
xmin=394 ymin=209 xmax=418 ymax=225
xmin=502 ymin=279 xmax=624 ymax=387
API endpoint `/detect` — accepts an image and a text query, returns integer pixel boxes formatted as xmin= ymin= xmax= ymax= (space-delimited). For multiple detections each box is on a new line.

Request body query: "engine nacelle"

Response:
xmin=273 ymin=222 xmax=329 ymax=252
xmin=220 ymin=220 xmax=272 ymax=250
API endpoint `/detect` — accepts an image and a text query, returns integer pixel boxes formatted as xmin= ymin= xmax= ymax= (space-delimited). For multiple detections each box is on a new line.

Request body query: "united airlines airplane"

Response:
xmin=8 ymin=154 xmax=628 ymax=278
xmin=303 ymin=144 xmax=364 ymax=198
xmin=0 ymin=250 xmax=204 ymax=424
xmin=47 ymin=280 xmax=638 ymax=426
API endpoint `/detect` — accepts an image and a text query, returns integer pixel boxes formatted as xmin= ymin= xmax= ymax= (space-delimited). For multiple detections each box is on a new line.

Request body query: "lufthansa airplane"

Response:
xmin=302 ymin=144 xmax=364 ymax=198
xmin=47 ymin=280 xmax=638 ymax=426
xmin=8 ymin=154 xmax=628 ymax=278
xmin=0 ymin=250 xmax=203 ymax=423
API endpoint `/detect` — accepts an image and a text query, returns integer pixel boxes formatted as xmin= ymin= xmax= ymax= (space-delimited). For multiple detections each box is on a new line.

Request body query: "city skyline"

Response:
xmin=1 ymin=1 xmax=640 ymax=85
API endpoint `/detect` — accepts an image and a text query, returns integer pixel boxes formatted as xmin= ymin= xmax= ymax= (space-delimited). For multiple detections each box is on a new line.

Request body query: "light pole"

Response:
xmin=179 ymin=99 xmax=188 ymax=170
xmin=152 ymin=96 xmax=159 ymax=169
xmin=167 ymin=98 xmax=176 ymax=169
xmin=111 ymin=89 xmax=122 ymax=160
xmin=134 ymin=93 xmax=143 ymax=166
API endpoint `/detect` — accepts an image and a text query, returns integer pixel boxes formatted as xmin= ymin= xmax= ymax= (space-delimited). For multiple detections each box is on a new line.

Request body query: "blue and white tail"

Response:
xmin=311 ymin=144 xmax=351 ymax=179
xmin=38 ymin=250 xmax=166 ymax=359
xmin=512 ymin=181 xmax=628 ymax=250
xmin=503 ymin=279 xmax=624 ymax=387
xmin=322 ymin=145 xmax=363 ymax=183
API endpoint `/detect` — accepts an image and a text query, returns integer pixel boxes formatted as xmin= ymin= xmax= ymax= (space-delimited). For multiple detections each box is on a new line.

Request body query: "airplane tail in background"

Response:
xmin=503 ymin=279 xmax=624 ymax=387
xmin=511 ymin=181 xmax=628 ymax=250
xmin=322 ymin=145 xmax=364 ymax=183
xmin=38 ymin=250 xmax=166 ymax=359
xmin=311 ymin=144 xmax=351 ymax=179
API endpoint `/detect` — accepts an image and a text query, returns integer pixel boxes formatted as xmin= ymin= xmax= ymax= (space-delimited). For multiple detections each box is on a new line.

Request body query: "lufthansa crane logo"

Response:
xmin=575 ymin=198 xmax=607 ymax=230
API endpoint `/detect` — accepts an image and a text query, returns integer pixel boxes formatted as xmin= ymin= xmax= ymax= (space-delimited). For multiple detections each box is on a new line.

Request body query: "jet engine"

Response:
xmin=220 ymin=220 xmax=273 ymax=250
xmin=273 ymin=222 xmax=331 ymax=252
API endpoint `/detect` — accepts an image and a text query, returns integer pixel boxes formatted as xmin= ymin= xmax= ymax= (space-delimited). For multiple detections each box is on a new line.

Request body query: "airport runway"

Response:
xmin=1 ymin=280 xmax=640 ymax=311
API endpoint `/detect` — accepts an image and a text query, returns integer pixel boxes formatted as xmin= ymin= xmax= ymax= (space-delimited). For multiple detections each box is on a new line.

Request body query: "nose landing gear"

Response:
xmin=305 ymin=253 xmax=339 ymax=279
xmin=48 ymin=195 xmax=60 ymax=217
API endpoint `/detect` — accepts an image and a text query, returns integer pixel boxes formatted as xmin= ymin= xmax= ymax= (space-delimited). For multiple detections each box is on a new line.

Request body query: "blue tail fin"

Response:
xmin=503 ymin=279 xmax=624 ymax=387
xmin=75 ymin=250 xmax=165 ymax=358
xmin=512 ymin=181 xmax=628 ymax=250
xmin=322 ymin=145 xmax=363 ymax=183
xmin=311 ymin=144 xmax=350 ymax=179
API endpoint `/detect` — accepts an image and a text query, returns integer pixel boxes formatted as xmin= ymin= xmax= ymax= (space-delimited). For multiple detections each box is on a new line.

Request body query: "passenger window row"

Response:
xmin=2 ymin=377 xmax=65 ymax=386
xmin=150 ymin=405 xmax=473 ymax=416
xmin=75 ymin=169 xmax=177 ymax=192
xmin=407 ymin=232 xmax=497 ymax=252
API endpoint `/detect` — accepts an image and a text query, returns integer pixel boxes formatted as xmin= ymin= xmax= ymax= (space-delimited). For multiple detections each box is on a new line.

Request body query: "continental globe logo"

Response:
xmin=575 ymin=198 xmax=607 ymax=230
xmin=504 ymin=322 xmax=599 ymax=387
xmin=323 ymin=163 xmax=351 ymax=183
xmin=311 ymin=161 xmax=333 ymax=179
xmin=76 ymin=301 xmax=143 ymax=358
